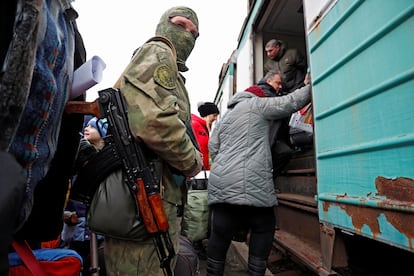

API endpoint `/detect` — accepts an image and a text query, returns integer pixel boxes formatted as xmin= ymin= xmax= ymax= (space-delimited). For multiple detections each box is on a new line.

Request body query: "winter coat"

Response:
xmin=5 ymin=0 xmax=86 ymax=241
xmin=208 ymin=85 xmax=311 ymax=207
xmin=191 ymin=114 xmax=210 ymax=169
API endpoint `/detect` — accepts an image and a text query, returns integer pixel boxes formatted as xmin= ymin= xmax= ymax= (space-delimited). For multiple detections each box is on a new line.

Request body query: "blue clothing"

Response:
xmin=9 ymin=0 xmax=76 ymax=226
xmin=62 ymin=200 xmax=91 ymax=242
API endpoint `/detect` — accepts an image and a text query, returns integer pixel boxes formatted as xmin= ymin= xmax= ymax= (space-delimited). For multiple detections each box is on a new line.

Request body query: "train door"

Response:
xmin=248 ymin=0 xmax=337 ymax=274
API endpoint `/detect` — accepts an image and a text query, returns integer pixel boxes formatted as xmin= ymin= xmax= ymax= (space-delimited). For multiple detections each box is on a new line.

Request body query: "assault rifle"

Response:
xmin=65 ymin=88 xmax=175 ymax=276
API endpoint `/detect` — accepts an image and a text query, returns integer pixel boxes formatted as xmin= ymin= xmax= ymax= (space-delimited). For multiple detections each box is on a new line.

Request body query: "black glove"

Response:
xmin=176 ymin=204 xmax=184 ymax=217
xmin=74 ymin=138 xmax=97 ymax=171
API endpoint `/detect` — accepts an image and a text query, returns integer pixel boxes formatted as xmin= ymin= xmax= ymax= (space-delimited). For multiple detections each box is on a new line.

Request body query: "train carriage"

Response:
xmin=213 ymin=0 xmax=414 ymax=274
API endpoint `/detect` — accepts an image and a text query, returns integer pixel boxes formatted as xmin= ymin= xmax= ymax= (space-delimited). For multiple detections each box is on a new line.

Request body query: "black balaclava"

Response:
xmin=155 ymin=6 xmax=199 ymax=72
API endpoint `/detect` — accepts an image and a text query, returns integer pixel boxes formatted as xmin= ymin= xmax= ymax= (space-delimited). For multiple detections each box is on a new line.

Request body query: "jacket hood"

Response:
xmin=227 ymin=91 xmax=256 ymax=109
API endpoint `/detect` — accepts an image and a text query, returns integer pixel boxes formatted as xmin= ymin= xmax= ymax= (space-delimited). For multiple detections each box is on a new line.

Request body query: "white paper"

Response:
xmin=289 ymin=112 xmax=313 ymax=133
xmin=70 ymin=56 xmax=106 ymax=99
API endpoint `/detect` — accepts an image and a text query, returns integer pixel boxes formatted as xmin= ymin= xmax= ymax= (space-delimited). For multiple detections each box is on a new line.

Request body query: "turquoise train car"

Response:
xmin=306 ymin=0 xmax=414 ymax=273
xmin=307 ymin=0 xmax=414 ymax=257
xmin=214 ymin=0 xmax=414 ymax=274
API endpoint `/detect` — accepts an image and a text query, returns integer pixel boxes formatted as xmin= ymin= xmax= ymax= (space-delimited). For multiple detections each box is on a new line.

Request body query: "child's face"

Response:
xmin=84 ymin=125 xmax=102 ymax=145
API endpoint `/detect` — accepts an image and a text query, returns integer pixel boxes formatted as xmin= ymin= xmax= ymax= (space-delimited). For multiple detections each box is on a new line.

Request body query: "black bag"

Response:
xmin=174 ymin=235 xmax=199 ymax=276
xmin=86 ymin=170 xmax=148 ymax=241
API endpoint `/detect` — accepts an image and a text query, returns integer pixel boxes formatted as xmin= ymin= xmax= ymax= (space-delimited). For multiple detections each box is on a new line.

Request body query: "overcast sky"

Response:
xmin=72 ymin=1 xmax=247 ymax=112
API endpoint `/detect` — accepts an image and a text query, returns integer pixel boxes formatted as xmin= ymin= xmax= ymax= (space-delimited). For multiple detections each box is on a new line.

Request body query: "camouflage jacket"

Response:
xmin=120 ymin=36 xmax=200 ymax=205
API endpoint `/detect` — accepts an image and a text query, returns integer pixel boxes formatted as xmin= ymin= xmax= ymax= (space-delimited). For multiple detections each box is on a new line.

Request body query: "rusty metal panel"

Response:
xmin=304 ymin=0 xmax=414 ymax=253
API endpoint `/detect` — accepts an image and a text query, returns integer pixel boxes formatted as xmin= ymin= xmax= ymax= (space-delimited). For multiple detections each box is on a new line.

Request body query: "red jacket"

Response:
xmin=191 ymin=114 xmax=210 ymax=169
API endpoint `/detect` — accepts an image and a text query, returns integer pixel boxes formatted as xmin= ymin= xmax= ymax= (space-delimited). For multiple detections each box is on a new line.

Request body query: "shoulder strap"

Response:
xmin=145 ymin=35 xmax=177 ymax=59
xmin=12 ymin=240 xmax=47 ymax=276
xmin=113 ymin=35 xmax=177 ymax=89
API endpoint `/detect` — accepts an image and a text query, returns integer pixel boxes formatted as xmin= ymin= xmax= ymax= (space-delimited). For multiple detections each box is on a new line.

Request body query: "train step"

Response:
xmin=274 ymin=230 xmax=337 ymax=276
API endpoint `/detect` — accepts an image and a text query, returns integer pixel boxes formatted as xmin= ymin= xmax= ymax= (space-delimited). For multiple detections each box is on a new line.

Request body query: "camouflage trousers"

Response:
xmin=103 ymin=201 xmax=178 ymax=276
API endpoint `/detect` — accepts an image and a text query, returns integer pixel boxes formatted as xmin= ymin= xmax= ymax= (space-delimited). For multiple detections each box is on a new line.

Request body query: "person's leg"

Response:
xmin=206 ymin=204 xmax=239 ymax=276
xmin=247 ymin=207 xmax=276 ymax=276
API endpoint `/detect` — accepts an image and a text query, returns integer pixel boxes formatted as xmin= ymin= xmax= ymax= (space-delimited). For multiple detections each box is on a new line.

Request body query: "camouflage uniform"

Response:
xmin=103 ymin=7 xmax=202 ymax=276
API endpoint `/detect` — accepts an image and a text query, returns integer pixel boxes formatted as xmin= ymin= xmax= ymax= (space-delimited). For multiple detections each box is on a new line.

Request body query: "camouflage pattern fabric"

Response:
xmin=104 ymin=201 xmax=178 ymax=276
xmin=121 ymin=38 xmax=199 ymax=204
xmin=103 ymin=36 xmax=201 ymax=274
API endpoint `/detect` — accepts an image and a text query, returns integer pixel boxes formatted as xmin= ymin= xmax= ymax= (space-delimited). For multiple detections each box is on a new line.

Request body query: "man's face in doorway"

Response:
xmin=266 ymin=74 xmax=283 ymax=94
xmin=265 ymin=44 xmax=280 ymax=60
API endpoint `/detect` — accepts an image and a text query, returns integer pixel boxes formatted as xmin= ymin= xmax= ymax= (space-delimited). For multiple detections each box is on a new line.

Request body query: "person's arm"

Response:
xmin=208 ymin=123 xmax=221 ymax=163
xmin=260 ymin=84 xmax=312 ymax=121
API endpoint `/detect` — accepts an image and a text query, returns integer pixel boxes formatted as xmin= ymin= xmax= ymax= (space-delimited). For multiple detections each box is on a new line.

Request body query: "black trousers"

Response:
xmin=207 ymin=203 xmax=276 ymax=261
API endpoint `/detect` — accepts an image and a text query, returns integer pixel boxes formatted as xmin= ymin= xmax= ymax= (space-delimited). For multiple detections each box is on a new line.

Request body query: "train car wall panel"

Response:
xmin=305 ymin=0 xmax=414 ymax=253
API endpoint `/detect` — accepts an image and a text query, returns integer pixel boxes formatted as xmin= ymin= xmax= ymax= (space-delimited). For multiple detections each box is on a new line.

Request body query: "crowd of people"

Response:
xmin=0 ymin=2 xmax=312 ymax=275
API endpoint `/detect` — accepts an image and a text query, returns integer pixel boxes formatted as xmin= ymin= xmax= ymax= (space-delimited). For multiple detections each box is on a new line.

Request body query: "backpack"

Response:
xmin=174 ymin=235 xmax=199 ymax=276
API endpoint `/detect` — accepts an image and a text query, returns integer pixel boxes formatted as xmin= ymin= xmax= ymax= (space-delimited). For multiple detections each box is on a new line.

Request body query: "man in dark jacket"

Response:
xmin=264 ymin=39 xmax=307 ymax=94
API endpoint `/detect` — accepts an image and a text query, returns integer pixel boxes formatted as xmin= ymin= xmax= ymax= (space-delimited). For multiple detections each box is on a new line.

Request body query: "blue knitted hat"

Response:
xmin=87 ymin=117 xmax=108 ymax=137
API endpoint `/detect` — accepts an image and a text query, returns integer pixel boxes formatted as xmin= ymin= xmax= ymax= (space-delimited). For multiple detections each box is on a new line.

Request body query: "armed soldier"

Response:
xmin=86 ymin=6 xmax=203 ymax=275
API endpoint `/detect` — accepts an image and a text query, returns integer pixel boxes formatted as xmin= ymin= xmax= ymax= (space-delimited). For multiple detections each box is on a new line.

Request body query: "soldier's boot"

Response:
xmin=206 ymin=257 xmax=225 ymax=276
xmin=248 ymin=254 xmax=268 ymax=276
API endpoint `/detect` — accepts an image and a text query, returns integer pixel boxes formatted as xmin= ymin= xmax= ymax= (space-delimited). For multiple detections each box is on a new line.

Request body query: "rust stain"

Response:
xmin=339 ymin=204 xmax=381 ymax=238
xmin=383 ymin=212 xmax=414 ymax=249
xmin=322 ymin=201 xmax=330 ymax=212
xmin=323 ymin=201 xmax=414 ymax=250
xmin=375 ymin=176 xmax=414 ymax=202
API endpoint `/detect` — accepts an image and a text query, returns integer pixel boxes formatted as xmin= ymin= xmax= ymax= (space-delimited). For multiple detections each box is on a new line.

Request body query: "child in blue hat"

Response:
xmin=61 ymin=116 xmax=109 ymax=276
xmin=83 ymin=117 xmax=108 ymax=150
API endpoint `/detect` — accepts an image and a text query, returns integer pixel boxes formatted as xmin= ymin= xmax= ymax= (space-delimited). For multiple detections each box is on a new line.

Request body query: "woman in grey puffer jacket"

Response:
xmin=206 ymin=71 xmax=311 ymax=276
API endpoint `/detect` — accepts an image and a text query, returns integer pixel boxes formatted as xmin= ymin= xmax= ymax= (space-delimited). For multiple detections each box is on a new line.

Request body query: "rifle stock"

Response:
xmin=64 ymin=100 xmax=101 ymax=117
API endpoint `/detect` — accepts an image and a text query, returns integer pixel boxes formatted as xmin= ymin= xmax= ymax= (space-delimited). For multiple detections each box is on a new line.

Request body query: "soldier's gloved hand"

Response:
xmin=186 ymin=150 xmax=203 ymax=178
xmin=74 ymin=138 xmax=97 ymax=170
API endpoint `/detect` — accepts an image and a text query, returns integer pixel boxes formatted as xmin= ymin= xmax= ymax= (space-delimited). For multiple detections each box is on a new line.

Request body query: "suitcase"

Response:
xmin=174 ymin=235 xmax=199 ymax=276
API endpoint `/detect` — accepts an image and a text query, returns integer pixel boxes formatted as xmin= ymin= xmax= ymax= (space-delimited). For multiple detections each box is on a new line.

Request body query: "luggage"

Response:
xmin=182 ymin=189 xmax=209 ymax=242
xmin=9 ymin=241 xmax=82 ymax=276
xmin=174 ymin=235 xmax=199 ymax=276
xmin=182 ymin=170 xmax=209 ymax=242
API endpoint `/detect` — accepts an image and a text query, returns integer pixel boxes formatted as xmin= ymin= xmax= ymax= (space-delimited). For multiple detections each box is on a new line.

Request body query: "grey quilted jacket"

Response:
xmin=208 ymin=85 xmax=311 ymax=207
